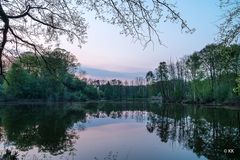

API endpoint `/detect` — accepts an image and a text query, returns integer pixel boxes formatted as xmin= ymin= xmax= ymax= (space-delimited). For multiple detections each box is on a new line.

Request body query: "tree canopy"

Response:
xmin=219 ymin=0 xmax=240 ymax=44
xmin=146 ymin=43 xmax=240 ymax=103
xmin=0 ymin=0 xmax=194 ymax=77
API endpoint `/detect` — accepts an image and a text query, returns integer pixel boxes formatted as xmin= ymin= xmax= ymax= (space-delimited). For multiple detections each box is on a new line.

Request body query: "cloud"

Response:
xmin=80 ymin=66 xmax=146 ymax=80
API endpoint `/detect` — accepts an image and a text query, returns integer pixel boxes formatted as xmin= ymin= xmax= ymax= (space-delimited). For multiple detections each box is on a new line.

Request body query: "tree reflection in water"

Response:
xmin=0 ymin=104 xmax=86 ymax=156
xmin=146 ymin=104 xmax=240 ymax=160
xmin=94 ymin=151 xmax=118 ymax=160
xmin=0 ymin=102 xmax=239 ymax=160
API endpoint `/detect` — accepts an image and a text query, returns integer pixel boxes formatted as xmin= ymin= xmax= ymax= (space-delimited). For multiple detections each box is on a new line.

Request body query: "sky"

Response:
xmin=61 ymin=0 xmax=223 ymax=80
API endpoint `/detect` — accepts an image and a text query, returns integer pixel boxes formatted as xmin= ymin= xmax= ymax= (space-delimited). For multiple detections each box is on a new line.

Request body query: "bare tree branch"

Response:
xmin=7 ymin=5 xmax=31 ymax=18
xmin=0 ymin=3 xmax=9 ymax=75
xmin=0 ymin=0 xmax=194 ymax=79
xmin=219 ymin=0 xmax=240 ymax=44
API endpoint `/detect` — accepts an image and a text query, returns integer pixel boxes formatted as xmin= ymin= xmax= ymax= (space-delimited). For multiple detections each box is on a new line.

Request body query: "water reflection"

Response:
xmin=0 ymin=102 xmax=239 ymax=160
xmin=146 ymin=105 xmax=240 ymax=160
xmin=0 ymin=105 xmax=86 ymax=156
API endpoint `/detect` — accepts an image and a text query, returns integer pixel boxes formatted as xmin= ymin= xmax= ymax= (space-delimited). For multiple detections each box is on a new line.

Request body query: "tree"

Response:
xmin=186 ymin=52 xmax=202 ymax=102
xmin=146 ymin=71 xmax=154 ymax=84
xmin=219 ymin=0 xmax=240 ymax=44
xmin=186 ymin=52 xmax=202 ymax=81
xmin=3 ymin=62 xmax=35 ymax=98
xmin=156 ymin=62 xmax=168 ymax=82
xmin=234 ymin=77 xmax=240 ymax=95
xmin=175 ymin=59 xmax=187 ymax=101
xmin=218 ymin=1 xmax=240 ymax=97
xmin=200 ymin=44 xmax=220 ymax=94
xmin=168 ymin=61 xmax=176 ymax=80
xmin=3 ymin=48 xmax=93 ymax=101
xmin=0 ymin=0 xmax=194 ymax=78
xmin=155 ymin=61 xmax=168 ymax=99
xmin=228 ymin=44 xmax=240 ymax=76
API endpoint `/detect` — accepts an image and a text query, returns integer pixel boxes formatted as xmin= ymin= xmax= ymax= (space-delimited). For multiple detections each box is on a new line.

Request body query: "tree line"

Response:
xmin=0 ymin=44 xmax=239 ymax=104
xmin=82 ymin=43 xmax=240 ymax=104
xmin=146 ymin=44 xmax=240 ymax=104
xmin=0 ymin=48 xmax=99 ymax=101
xmin=0 ymin=48 xmax=149 ymax=101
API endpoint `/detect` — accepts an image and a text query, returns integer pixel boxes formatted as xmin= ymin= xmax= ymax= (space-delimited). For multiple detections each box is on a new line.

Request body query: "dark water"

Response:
xmin=0 ymin=102 xmax=239 ymax=160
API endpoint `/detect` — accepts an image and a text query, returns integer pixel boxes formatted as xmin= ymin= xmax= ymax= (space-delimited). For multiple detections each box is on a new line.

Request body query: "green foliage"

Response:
xmin=146 ymin=44 xmax=240 ymax=104
xmin=2 ymin=49 xmax=98 ymax=101
xmin=196 ymin=80 xmax=213 ymax=103
xmin=1 ymin=44 xmax=240 ymax=104
xmin=3 ymin=63 xmax=38 ymax=99
xmin=234 ymin=76 xmax=240 ymax=95
xmin=155 ymin=62 xmax=168 ymax=81
xmin=84 ymin=85 xmax=99 ymax=100
xmin=146 ymin=71 xmax=154 ymax=84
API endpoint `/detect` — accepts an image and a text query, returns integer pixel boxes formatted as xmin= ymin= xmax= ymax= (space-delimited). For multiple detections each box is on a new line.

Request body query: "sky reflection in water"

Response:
xmin=0 ymin=102 xmax=239 ymax=160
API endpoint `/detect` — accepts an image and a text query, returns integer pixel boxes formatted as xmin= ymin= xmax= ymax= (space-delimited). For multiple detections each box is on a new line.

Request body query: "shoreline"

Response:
xmin=0 ymin=99 xmax=239 ymax=108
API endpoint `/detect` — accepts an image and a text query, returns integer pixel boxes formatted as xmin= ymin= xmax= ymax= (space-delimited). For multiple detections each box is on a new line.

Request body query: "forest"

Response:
xmin=0 ymin=44 xmax=239 ymax=105
xmin=0 ymin=1 xmax=240 ymax=160
xmin=0 ymin=0 xmax=239 ymax=105
xmin=146 ymin=44 xmax=240 ymax=104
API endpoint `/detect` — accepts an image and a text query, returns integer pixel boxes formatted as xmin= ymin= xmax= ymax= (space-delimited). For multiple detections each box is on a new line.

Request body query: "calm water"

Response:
xmin=0 ymin=102 xmax=239 ymax=160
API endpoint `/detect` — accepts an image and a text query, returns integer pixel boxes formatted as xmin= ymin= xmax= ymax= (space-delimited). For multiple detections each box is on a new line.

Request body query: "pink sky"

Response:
xmin=60 ymin=0 xmax=222 ymax=79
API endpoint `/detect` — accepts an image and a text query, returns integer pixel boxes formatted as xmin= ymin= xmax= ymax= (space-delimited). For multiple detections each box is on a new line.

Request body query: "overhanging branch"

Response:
xmin=7 ymin=5 xmax=31 ymax=19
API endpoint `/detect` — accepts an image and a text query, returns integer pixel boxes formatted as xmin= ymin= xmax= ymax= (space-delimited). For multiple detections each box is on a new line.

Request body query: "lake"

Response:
xmin=0 ymin=102 xmax=239 ymax=160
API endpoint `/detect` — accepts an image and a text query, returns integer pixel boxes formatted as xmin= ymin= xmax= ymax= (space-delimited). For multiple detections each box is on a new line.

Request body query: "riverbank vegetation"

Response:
xmin=0 ymin=1 xmax=239 ymax=105
xmin=146 ymin=44 xmax=240 ymax=104
xmin=0 ymin=44 xmax=239 ymax=105
xmin=0 ymin=48 xmax=99 ymax=101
